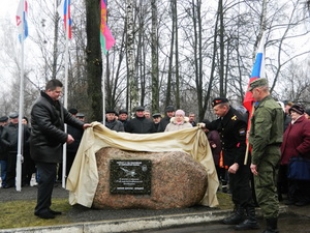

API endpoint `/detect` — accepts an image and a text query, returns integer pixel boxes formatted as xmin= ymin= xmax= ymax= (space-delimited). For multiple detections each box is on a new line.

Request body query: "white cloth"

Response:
xmin=66 ymin=122 xmax=219 ymax=208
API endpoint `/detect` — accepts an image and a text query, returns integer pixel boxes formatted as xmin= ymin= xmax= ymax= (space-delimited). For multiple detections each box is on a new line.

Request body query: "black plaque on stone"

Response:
xmin=110 ymin=159 xmax=152 ymax=195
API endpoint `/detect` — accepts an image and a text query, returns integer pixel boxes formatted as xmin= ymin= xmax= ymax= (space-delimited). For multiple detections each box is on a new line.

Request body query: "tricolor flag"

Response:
xmin=100 ymin=0 xmax=115 ymax=54
xmin=58 ymin=0 xmax=72 ymax=39
xmin=16 ymin=0 xmax=29 ymax=41
xmin=243 ymin=32 xmax=266 ymax=113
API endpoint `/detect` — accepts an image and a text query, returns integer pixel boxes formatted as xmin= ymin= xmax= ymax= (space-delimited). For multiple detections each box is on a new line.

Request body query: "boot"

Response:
xmin=262 ymin=218 xmax=279 ymax=233
xmin=235 ymin=206 xmax=260 ymax=230
xmin=222 ymin=205 xmax=245 ymax=225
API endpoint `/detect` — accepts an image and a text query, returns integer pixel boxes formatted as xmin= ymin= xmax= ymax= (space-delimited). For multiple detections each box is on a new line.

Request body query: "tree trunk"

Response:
xmin=219 ymin=0 xmax=225 ymax=97
xmin=126 ymin=0 xmax=138 ymax=111
xmin=151 ymin=0 xmax=159 ymax=113
xmin=85 ymin=0 xmax=102 ymax=121
xmin=165 ymin=0 xmax=175 ymax=107
xmin=173 ymin=0 xmax=180 ymax=109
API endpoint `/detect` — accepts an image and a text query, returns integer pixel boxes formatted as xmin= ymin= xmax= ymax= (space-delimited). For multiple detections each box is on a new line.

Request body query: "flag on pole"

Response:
xmin=16 ymin=0 xmax=29 ymax=41
xmin=100 ymin=0 xmax=115 ymax=54
xmin=243 ymin=32 xmax=266 ymax=112
xmin=242 ymin=32 xmax=266 ymax=164
xmin=58 ymin=0 xmax=72 ymax=39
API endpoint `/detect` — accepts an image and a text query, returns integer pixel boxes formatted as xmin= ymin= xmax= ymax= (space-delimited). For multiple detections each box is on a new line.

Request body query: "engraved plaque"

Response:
xmin=110 ymin=159 xmax=152 ymax=194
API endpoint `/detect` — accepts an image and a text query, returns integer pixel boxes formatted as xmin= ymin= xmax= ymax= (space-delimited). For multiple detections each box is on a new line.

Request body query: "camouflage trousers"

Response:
xmin=253 ymin=146 xmax=280 ymax=219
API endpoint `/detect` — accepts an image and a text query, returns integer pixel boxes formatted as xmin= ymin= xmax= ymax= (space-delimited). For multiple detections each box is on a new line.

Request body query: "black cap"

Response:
xmin=76 ymin=113 xmax=85 ymax=118
xmin=106 ymin=109 xmax=116 ymax=114
xmin=165 ymin=106 xmax=175 ymax=112
xmin=0 ymin=116 xmax=8 ymax=122
xmin=305 ymin=109 xmax=310 ymax=116
xmin=9 ymin=112 xmax=19 ymax=119
xmin=212 ymin=98 xmax=229 ymax=107
xmin=152 ymin=113 xmax=161 ymax=118
xmin=135 ymin=106 xmax=145 ymax=111
xmin=119 ymin=109 xmax=128 ymax=115
xmin=68 ymin=108 xmax=78 ymax=115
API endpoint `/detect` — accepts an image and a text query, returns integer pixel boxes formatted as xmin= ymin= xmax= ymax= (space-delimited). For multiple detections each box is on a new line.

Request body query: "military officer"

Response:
xmin=203 ymin=97 xmax=259 ymax=231
xmin=248 ymin=78 xmax=283 ymax=233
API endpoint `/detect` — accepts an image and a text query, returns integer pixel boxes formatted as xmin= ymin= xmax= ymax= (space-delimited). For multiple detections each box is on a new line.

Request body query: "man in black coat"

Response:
xmin=125 ymin=106 xmax=156 ymax=133
xmin=30 ymin=79 xmax=91 ymax=219
xmin=1 ymin=112 xmax=30 ymax=188
xmin=203 ymin=98 xmax=259 ymax=231
xmin=157 ymin=106 xmax=175 ymax=132
xmin=0 ymin=116 xmax=9 ymax=188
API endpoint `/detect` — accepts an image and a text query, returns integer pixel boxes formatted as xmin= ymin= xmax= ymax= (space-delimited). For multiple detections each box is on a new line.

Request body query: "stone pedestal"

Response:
xmin=92 ymin=147 xmax=208 ymax=209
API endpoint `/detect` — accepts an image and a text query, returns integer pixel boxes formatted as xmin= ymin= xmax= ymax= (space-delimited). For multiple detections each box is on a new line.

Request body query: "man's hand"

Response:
xmin=83 ymin=123 xmax=92 ymax=129
xmin=228 ymin=163 xmax=239 ymax=174
xmin=250 ymin=163 xmax=258 ymax=176
xmin=197 ymin=122 xmax=206 ymax=128
xmin=66 ymin=134 xmax=75 ymax=144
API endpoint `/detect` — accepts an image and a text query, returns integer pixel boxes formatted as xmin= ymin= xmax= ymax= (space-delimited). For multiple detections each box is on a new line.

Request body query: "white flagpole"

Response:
xmin=62 ymin=0 xmax=69 ymax=188
xmin=16 ymin=0 xmax=26 ymax=192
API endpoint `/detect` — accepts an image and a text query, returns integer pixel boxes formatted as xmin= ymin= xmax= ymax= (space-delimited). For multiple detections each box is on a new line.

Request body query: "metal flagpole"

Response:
xmin=62 ymin=0 xmax=69 ymax=188
xmin=16 ymin=0 xmax=26 ymax=192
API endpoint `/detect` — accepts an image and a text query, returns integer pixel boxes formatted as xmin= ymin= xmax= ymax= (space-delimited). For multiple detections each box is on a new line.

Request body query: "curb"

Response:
xmin=0 ymin=206 xmax=288 ymax=233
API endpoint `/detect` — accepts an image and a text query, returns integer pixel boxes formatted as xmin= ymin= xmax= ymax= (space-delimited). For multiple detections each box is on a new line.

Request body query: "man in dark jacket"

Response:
xmin=0 ymin=116 xmax=9 ymax=188
xmin=204 ymin=98 xmax=259 ymax=231
xmin=125 ymin=106 xmax=156 ymax=133
xmin=1 ymin=112 xmax=30 ymax=188
xmin=105 ymin=110 xmax=124 ymax=132
xmin=30 ymin=79 xmax=91 ymax=219
xmin=157 ymin=106 xmax=175 ymax=132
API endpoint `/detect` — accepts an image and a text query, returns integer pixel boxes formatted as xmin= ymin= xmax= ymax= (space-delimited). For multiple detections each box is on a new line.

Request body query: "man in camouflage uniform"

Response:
xmin=204 ymin=98 xmax=259 ymax=231
xmin=249 ymin=78 xmax=283 ymax=233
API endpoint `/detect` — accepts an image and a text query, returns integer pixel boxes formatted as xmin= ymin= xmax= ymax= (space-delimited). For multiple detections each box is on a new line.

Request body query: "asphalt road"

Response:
xmin=135 ymin=213 xmax=310 ymax=233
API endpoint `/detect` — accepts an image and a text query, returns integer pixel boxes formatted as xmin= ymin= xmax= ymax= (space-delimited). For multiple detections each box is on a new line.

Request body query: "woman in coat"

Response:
xmin=280 ymin=104 xmax=310 ymax=206
xmin=164 ymin=109 xmax=192 ymax=132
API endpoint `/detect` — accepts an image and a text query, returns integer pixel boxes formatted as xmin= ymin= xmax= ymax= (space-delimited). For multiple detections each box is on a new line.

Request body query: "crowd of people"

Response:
xmin=1 ymin=78 xmax=310 ymax=233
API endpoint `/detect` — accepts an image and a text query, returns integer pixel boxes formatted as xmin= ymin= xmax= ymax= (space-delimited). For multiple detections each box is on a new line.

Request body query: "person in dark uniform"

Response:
xmin=66 ymin=113 xmax=85 ymax=177
xmin=203 ymin=98 xmax=259 ymax=231
xmin=125 ymin=106 xmax=156 ymax=134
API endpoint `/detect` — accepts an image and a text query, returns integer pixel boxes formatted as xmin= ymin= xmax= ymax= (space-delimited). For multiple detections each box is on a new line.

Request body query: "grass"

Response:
xmin=0 ymin=192 xmax=233 ymax=230
xmin=0 ymin=199 xmax=71 ymax=229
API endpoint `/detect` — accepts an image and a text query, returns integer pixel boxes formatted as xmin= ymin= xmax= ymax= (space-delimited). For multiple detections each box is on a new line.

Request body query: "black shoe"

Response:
xmin=222 ymin=214 xmax=245 ymax=225
xmin=3 ymin=184 xmax=14 ymax=189
xmin=295 ymin=201 xmax=309 ymax=206
xmin=235 ymin=219 xmax=260 ymax=230
xmin=35 ymin=211 xmax=55 ymax=219
xmin=49 ymin=209 xmax=62 ymax=215
xmin=262 ymin=229 xmax=279 ymax=233
xmin=284 ymin=199 xmax=295 ymax=205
